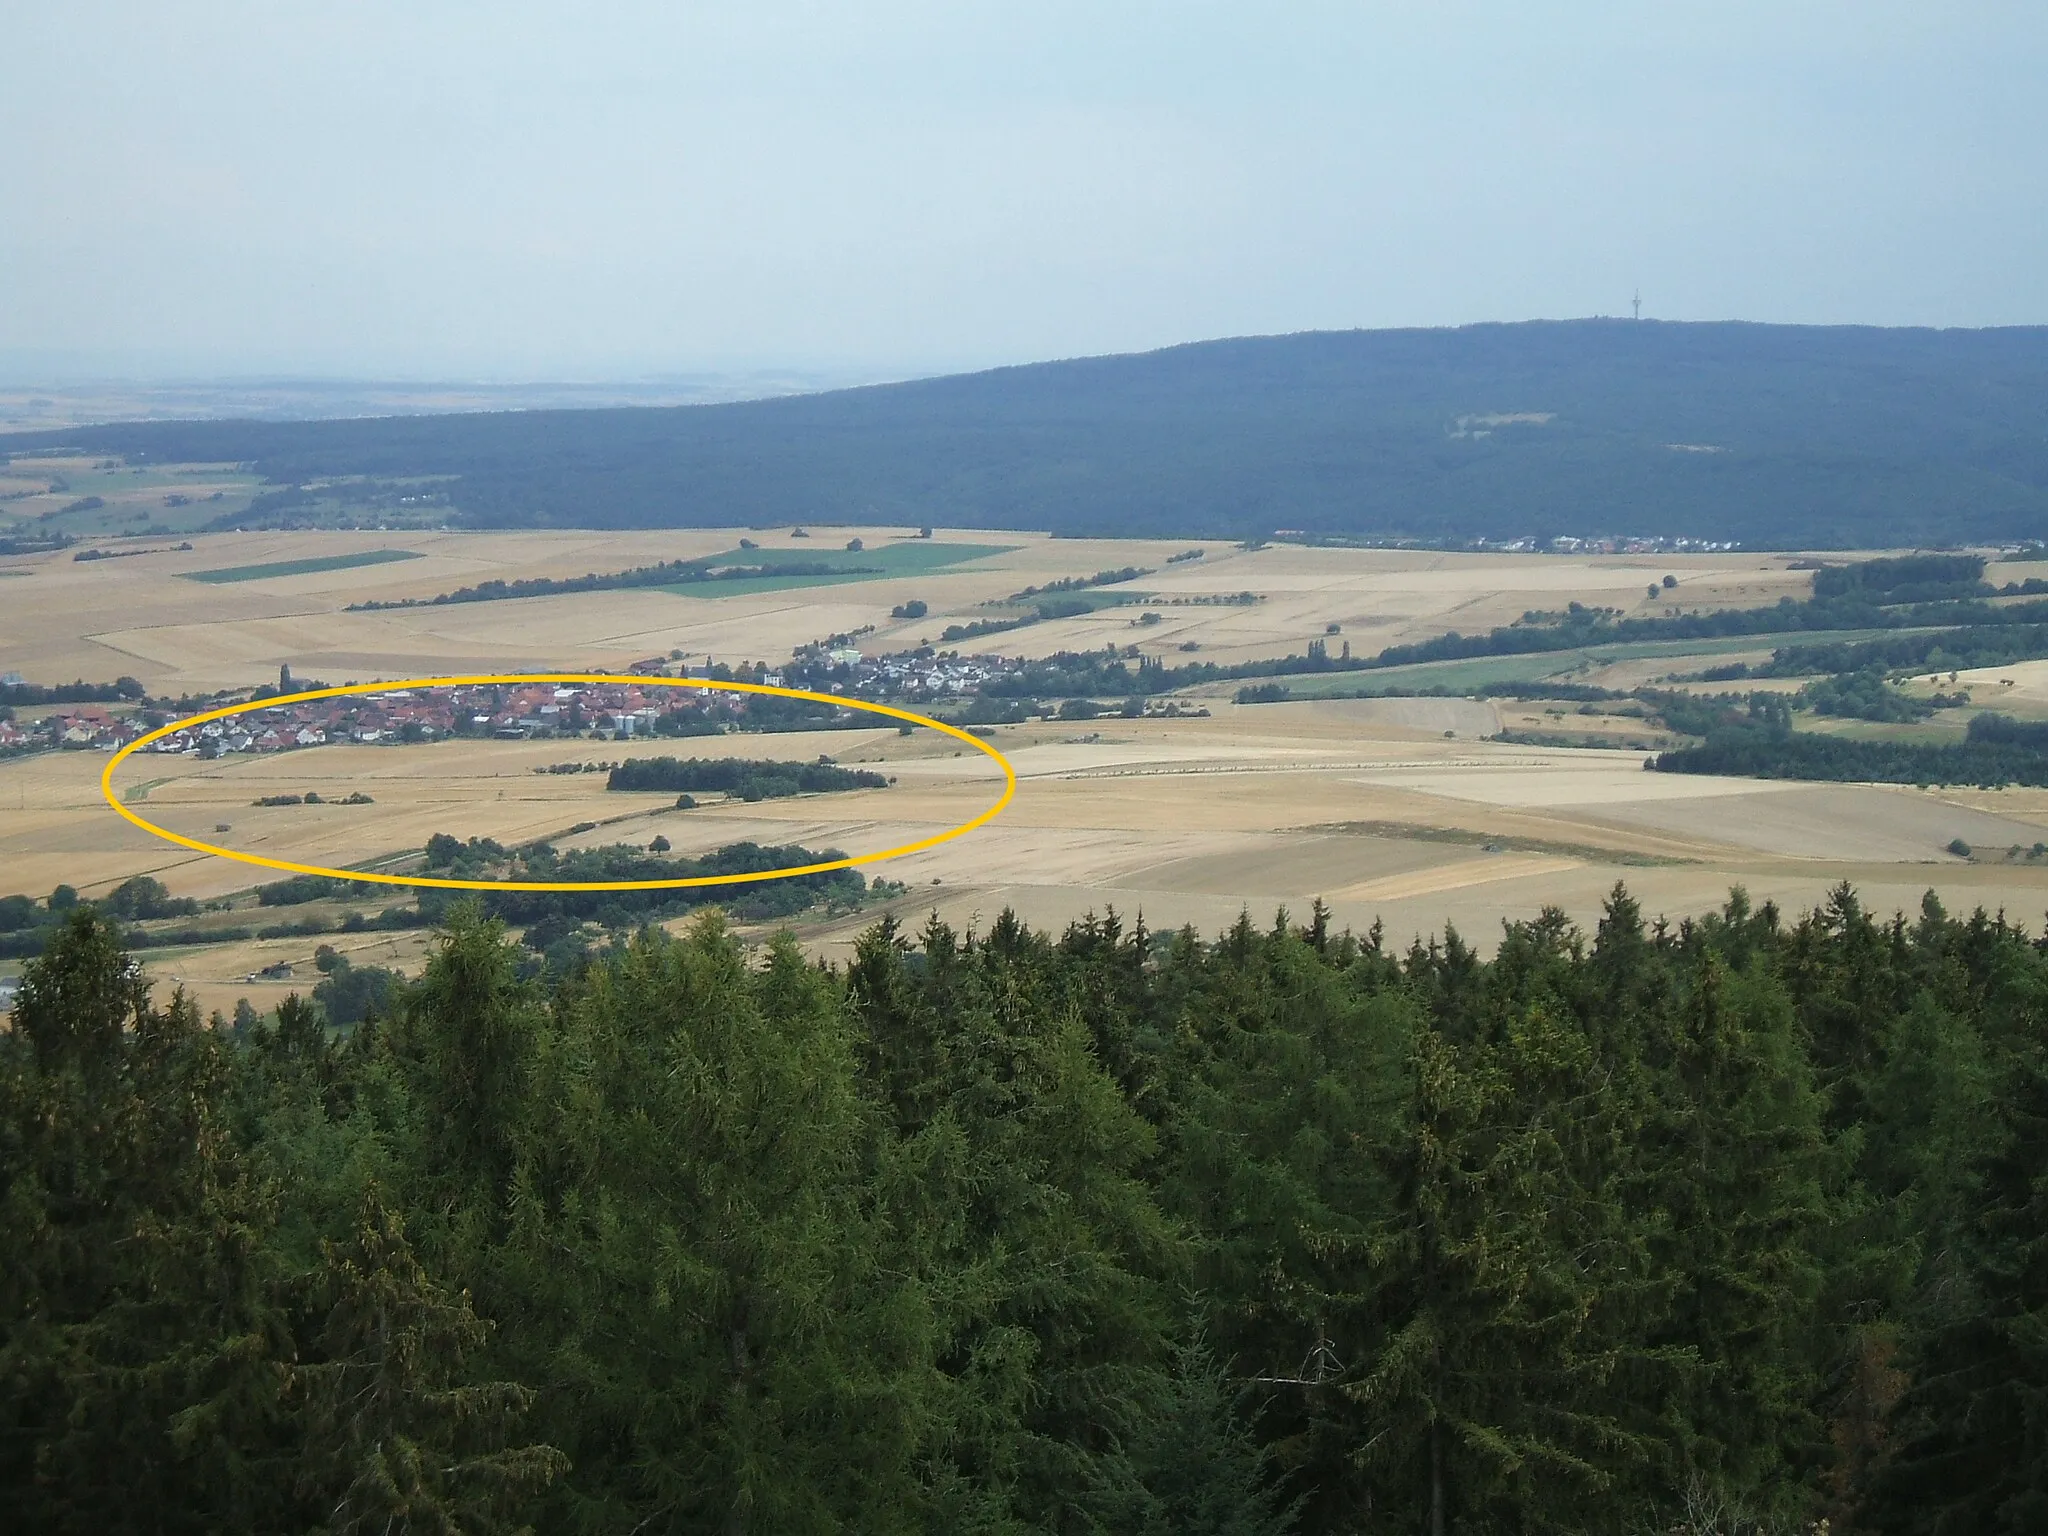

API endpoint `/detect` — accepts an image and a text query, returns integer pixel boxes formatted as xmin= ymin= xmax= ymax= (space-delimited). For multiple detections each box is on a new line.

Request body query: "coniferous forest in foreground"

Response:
xmin=4 ymin=885 xmax=2047 ymax=1534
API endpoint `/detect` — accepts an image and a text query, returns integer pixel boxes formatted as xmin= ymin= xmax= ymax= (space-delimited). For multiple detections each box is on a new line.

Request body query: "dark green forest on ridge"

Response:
xmin=13 ymin=321 xmax=2048 ymax=547
xmin=5 ymin=884 xmax=2048 ymax=1533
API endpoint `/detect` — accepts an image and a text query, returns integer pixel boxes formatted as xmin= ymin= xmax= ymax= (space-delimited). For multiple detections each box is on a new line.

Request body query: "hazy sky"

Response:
xmin=3 ymin=1 xmax=2043 ymax=380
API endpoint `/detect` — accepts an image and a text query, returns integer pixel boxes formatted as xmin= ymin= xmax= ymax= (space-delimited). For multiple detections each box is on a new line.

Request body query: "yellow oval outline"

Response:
xmin=100 ymin=673 xmax=1015 ymax=893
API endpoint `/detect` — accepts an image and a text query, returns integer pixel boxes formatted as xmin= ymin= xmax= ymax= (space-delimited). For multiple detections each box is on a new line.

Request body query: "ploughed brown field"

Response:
xmin=8 ymin=518 xmax=2048 ymax=1017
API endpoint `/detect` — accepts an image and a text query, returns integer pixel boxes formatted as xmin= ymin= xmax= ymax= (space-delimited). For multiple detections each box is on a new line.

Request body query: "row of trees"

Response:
xmin=0 ymin=675 xmax=147 ymax=706
xmin=605 ymin=755 xmax=891 ymax=798
xmin=1651 ymin=699 xmax=2048 ymax=787
xmin=3 ymin=884 xmax=2045 ymax=1531
xmin=346 ymin=556 xmax=867 ymax=611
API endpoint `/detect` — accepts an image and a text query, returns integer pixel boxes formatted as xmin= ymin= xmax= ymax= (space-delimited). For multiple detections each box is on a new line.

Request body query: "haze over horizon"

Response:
xmin=5 ymin=1 xmax=2044 ymax=384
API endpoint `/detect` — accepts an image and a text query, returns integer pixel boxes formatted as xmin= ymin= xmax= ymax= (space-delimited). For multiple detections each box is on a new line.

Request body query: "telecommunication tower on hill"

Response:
xmin=1632 ymin=290 xmax=1642 ymax=320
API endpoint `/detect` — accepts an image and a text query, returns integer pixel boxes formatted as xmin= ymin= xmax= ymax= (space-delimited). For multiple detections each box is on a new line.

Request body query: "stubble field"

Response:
xmin=7 ymin=519 xmax=2048 ymax=1015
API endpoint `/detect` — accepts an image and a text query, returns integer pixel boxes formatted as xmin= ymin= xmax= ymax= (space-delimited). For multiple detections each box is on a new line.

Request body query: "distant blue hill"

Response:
xmin=13 ymin=320 xmax=2048 ymax=548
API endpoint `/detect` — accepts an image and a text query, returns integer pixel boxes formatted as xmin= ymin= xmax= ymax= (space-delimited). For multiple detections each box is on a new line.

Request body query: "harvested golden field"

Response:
xmin=6 ymin=526 xmax=2046 ymax=1016
xmin=2 ymin=523 xmax=1809 ymax=691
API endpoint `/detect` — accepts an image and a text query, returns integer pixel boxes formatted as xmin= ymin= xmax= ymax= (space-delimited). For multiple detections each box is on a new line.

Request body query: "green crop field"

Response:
xmin=1268 ymin=652 xmax=1588 ymax=697
xmin=1796 ymin=715 xmax=1973 ymax=745
xmin=1570 ymin=628 xmax=1925 ymax=663
xmin=182 ymin=549 xmax=425 ymax=583
xmin=1257 ymin=627 xmax=1943 ymax=701
xmin=660 ymin=541 xmax=1016 ymax=598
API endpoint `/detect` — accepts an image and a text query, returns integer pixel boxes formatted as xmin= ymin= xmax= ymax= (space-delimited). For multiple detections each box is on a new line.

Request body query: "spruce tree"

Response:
xmin=1351 ymin=930 xmax=1658 ymax=1535
xmin=388 ymin=903 xmax=544 ymax=1209
xmin=1641 ymin=939 xmax=1830 ymax=1521
xmin=0 ymin=910 xmax=297 ymax=1531
xmin=1875 ymin=1010 xmax=2048 ymax=1531
xmin=1099 ymin=1331 xmax=1298 ymax=1535
xmin=470 ymin=918 xmax=945 ymax=1531
xmin=1152 ymin=914 xmax=1410 ymax=1527
xmin=293 ymin=1185 xmax=564 ymax=1533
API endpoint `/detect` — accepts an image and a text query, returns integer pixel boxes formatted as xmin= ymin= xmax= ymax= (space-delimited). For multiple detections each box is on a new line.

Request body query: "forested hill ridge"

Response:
xmin=14 ymin=320 xmax=2048 ymax=547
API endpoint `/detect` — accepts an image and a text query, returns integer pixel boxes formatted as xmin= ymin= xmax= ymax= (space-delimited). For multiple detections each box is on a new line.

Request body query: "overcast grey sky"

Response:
xmin=3 ymin=1 xmax=2043 ymax=381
